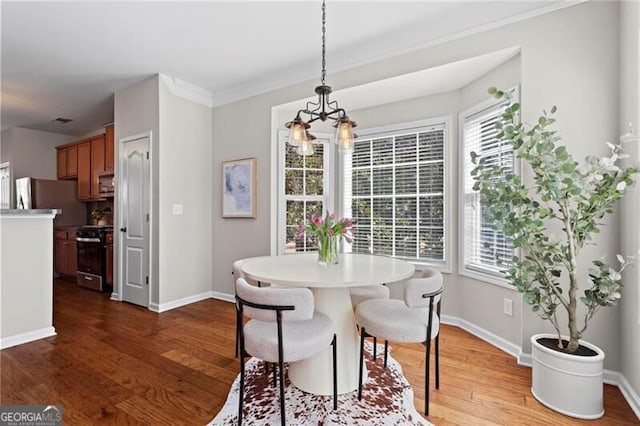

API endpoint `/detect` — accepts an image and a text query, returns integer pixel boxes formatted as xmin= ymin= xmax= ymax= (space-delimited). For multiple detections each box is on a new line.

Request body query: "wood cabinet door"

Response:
xmin=91 ymin=136 xmax=105 ymax=199
xmin=67 ymin=238 xmax=78 ymax=277
xmin=57 ymin=149 xmax=67 ymax=179
xmin=105 ymin=125 xmax=114 ymax=172
xmin=54 ymin=238 xmax=68 ymax=274
xmin=77 ymin=142 xmax=91 ymax=200
xmin=66 ymin=144 xmax=78 ymax=178
xmin=105 ymin=244 xmax=113 ymax=285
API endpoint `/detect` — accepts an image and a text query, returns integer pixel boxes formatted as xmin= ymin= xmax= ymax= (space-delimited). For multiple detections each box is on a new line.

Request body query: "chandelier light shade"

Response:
xmin=285 ymin=0 xmax=357 ymax=155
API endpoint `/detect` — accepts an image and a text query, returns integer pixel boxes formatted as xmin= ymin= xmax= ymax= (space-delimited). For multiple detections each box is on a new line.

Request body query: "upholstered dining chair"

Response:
xmin=232 ymin=256 xmax=270 ymax=357
xmin=355 ymin=268 xmax=443 ymax=415
xmin=235 ymin=277 xmax=337 ymax=426
xmin=349 ymin=284 xmax=390 ymax=361
xmin=349 ymin=284 xmax=389 ymax=308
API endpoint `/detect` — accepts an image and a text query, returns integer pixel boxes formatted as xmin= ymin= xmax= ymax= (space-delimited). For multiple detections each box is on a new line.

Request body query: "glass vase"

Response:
xmin=318 ymin=234 xmax=339 ymax=265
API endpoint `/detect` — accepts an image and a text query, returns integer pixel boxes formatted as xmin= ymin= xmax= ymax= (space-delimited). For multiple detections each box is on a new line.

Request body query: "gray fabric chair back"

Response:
xmin=235 ymin=277 xmax=314 ymax=322
xmin=404 ymin=267 xmax=443 ymax=308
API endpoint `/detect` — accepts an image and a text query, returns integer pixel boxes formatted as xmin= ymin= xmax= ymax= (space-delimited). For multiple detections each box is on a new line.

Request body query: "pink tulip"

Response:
xmin=330 ymin=213 xmax=336 ymax=220
xmin=327 ymin=229 xmax=335 ymax=236
xmin=314 ymin=217 xmax=323 ymax=225
xmin=345 ymin=236 xmax=353 ymax=244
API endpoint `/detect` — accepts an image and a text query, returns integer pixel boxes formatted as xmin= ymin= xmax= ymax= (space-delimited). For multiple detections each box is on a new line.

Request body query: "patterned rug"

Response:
xmin=209 ymin=342 xmax=431 ymax=425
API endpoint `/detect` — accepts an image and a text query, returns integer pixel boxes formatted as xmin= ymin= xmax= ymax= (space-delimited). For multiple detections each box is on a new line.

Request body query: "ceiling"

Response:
xmin=1 ymin=1 xmax=569 ymax=136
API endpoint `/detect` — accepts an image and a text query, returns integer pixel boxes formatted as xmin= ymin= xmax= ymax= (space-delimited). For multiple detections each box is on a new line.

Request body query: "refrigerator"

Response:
xmin=15 ymin=178 xmax=87 ymax=226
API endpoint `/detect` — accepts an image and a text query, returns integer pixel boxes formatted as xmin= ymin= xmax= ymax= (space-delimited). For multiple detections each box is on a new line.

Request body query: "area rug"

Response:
xmin=209 ymin=342 xmax=431 ymax=425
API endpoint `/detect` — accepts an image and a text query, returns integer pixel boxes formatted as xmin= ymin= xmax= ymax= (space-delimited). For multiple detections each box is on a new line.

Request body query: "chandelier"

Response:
xmin=285 ymin=0 xmax=357 ymax=156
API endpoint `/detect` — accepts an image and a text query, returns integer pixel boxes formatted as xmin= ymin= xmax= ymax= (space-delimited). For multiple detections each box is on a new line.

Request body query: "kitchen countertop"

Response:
xmin=0 ymin=209 xmax=60 ymax=217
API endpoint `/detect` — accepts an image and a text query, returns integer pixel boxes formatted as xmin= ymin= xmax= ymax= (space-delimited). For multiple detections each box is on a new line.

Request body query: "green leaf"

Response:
xmin=562 ymin=162 xmax=576 ymax=173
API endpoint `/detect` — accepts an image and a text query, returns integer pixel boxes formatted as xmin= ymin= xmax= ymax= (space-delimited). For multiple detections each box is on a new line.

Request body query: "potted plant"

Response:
xmin=90 ymin=206 xmax=111 ymax=225
xmin=471 ymin=87 xmax=638 ymax=419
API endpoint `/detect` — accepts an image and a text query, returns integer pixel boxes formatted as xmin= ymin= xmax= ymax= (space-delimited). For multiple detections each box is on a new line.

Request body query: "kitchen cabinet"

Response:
xmin=54 ymin=228 xmax=78 ymax=278
xmin=56 ymin=144 xmax=78 ymax=179
xmin=77 ymin=135 xmax=107 ymax=201
xmin=105 ymin=124 xmax=114 ymax=172
xmin=77 ymin=141 xmax=91 ymax=200
xmin=90 ymin=135 xmax=106 ymax=199
xmin=105 ymin=232 xmax=113 ymax=285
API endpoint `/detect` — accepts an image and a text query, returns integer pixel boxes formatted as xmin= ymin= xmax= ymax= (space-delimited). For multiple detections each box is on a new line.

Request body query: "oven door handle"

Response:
xmin=76 ymin=237 xmax=101 ymax=242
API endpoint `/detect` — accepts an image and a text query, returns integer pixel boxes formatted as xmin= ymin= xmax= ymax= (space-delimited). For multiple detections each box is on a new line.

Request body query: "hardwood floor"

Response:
xmin=1 ymin=279 xmax=638 ymax=425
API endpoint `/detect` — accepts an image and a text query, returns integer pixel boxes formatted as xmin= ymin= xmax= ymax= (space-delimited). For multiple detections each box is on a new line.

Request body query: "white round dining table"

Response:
xmin=241 ymin=252 xmax=415 ymax=396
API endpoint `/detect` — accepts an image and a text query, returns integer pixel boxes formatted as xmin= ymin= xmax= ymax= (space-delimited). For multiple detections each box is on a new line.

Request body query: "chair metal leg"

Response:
xmin=235 ymin=321 xmax=239 ymax=358
xmin=373 ymin=337 xmax=377 ymax=360
xmin=238 ymin=350 xmax=245 ymax=425
xmin=435 ymin=334 xmax=440 ymax=389
xmin=358 ymin=328 xmax=366 ymax=400
xmin=383 ymin=340 xmax=389 ymax=368
xmin=273 ymin=362 xmax=277 ymax=387
xmin=332 ymin=334 xmax=337 ymax=410
xmin=425 ymin=339 xmax=431 ymax=416
xmin=278 ymin=357 xmax=285 ymax=426
xmin=276 ymin=313 xmax=286 ymax=426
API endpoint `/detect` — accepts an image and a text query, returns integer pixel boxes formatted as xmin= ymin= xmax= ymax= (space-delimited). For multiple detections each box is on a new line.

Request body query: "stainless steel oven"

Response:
xmin=76 ymin=226 xmax=112 ymax=291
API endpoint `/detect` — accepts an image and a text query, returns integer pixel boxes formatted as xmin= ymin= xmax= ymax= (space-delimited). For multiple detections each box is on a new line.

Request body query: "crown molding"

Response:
xmin=160 ymin=74 xmax=214 ymax=108
xmin=210 ymin=0 xmax=583 ymax=108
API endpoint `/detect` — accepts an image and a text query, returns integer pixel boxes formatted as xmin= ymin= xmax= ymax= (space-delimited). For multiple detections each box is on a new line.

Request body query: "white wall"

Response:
xmin=211 ymin=1 xmax=623 ymax=369
xmin=158 ymin=77 xmax=213 ymax=304
xmin=620 ymin=0 xmax=640 ymax=398
xmin=114 ymin=75 xmax=160 ymax=305
xmin=212 ymin=95 xmax=281 ymax=294
xmin=0 ymin=127 xmax=74 ymax=206
xmin=0 ymin=215 xmax=56 ymax=348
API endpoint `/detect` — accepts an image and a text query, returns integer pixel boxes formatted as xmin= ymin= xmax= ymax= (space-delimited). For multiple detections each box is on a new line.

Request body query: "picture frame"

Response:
xmin=222 ymin=157 xmax=257 ymax=218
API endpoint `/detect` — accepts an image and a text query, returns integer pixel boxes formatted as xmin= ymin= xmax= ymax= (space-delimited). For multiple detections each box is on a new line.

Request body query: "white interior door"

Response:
xmin=119 ymin=135 xmax=150 ymax=307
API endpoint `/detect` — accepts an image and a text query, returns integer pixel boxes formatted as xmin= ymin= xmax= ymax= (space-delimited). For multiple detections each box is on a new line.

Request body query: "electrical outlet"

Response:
xmin=503 ymin=298 xmax=513 ymax=316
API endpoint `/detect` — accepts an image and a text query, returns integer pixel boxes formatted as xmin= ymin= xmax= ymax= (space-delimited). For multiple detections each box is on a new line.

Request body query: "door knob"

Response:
xmin=120 ymin=227 xmax=127 ymax=233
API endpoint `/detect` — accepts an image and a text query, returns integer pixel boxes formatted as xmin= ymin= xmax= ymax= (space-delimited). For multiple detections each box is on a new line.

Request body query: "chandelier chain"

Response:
xmin=321 ymin=0 xmax=326 ymax=86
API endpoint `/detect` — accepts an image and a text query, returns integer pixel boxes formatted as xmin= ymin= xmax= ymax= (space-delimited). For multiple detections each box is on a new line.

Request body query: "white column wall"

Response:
xmin=620 ymin=0 xmax=640 ymax=399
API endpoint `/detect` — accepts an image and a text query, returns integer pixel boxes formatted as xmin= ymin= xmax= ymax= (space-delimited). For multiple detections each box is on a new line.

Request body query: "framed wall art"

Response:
xmin=222 ymin=157 xmax=257 ymax=218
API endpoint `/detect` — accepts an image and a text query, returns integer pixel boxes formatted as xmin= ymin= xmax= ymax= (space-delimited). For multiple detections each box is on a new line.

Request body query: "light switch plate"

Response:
xmin=172 ymin=204 xmax=183 ymax=215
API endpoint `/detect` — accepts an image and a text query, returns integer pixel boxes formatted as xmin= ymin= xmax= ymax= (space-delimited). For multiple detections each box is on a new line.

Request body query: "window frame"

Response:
xmin=338 ymin=117 xmax=452 ymax=273
xmin=458 ymin=88 xmax=520 ymax=287
xmin=277 ymin=130 xmax=334 ymax=255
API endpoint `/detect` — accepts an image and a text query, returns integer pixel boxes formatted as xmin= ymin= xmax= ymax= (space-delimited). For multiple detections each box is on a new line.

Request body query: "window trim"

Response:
xmin=458 ymin=87 xmax=520 ymax=286
xmin=276 ymin=130 xmax=334 ymax=255
xmin=338 ymin=116 xmax=452 ymax=273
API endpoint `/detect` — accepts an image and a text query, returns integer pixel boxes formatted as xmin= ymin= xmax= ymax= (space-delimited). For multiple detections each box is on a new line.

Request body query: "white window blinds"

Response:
xmin=343 ymin=124 xmax=446 ymax=263
xmin=461 ymin=99 xmax=514 ymax=278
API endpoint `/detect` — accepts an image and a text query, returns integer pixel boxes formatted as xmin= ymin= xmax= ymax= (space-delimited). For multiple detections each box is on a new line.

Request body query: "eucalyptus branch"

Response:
xmin=529 ymin=253 xmax=570 ymax=309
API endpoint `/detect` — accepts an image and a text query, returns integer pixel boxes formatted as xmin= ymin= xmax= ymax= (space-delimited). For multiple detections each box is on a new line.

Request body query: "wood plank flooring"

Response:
xmin=1 ymin=279 xmax=638 ymax=425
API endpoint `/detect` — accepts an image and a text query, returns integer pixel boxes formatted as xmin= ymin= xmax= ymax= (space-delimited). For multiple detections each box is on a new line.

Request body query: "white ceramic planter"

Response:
xmin=531 ymin=333 xmax=605 ymax=419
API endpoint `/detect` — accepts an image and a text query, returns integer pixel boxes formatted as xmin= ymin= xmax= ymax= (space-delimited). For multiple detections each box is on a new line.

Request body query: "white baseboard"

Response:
xmin=592 ymin=370 xmax=640 ymax=418
xmin=441 ymin=314 xmax=521 ymax=359
xmin=150 ymin=291 xmax=215 ymax=313
xmin=0 ymin=326 xmax=56 ymax=350
xmin=210 ymin=291 xmax=235 ymax=303
xmin=443 ymin=314 xmax=639 ymax=420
